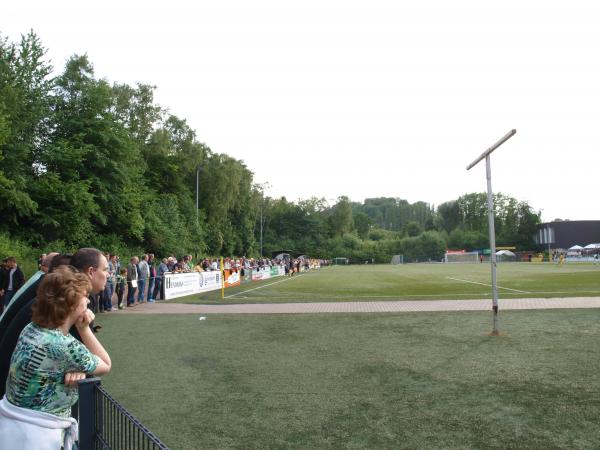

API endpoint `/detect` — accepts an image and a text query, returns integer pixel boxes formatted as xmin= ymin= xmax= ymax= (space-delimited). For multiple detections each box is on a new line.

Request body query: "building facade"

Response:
xmin=534 ymin=220 xmax=600 ymax=249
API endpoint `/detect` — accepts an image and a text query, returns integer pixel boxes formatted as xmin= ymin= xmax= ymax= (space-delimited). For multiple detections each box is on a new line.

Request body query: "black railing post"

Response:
xmin=78 ymin=377 xmax=101 ymax=450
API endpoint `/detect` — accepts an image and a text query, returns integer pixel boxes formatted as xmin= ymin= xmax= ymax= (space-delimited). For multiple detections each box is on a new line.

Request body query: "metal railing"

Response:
xmin=77 ymin=378 xmax=170 ymax=450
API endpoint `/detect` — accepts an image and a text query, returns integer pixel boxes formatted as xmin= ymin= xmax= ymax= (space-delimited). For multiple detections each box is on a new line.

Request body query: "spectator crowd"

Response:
xmin=1 ymin=252 xmax=328 ymax=314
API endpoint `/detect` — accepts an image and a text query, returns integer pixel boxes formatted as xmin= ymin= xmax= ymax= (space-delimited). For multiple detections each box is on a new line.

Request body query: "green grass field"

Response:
xmin=93 ymin=264 xmax=600 ymax=449
xmin=99 ymin=310 xmax=600 ymax=449
xmin=174 ymin=263 xmax=600 ymax=304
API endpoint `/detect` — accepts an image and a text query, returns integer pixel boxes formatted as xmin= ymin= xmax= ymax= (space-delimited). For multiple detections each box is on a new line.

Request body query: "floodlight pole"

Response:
xmin=466 ymin=129 xmax=516 ymax=335
xmin=196 ymin=165 xmax=202 ymax=226
xmin=260 ymin=204 xmax=263 ymax=258
xmin=196 ymin=166 xmax=200 ymax=225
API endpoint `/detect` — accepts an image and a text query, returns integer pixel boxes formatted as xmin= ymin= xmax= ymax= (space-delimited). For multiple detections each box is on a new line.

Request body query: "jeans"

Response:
xmin=116 ymin=283 xmax=125 ymax=307
xmin=152 ymin=278 xmax=163 ymax=300
xmin=127 ymin=282 xmax=137 ymax=305
xmin=146 ymin=277 xmax=155 ymax=301
xmin=3 ymin=290 xmax=14 ymax=307
xmin=103 ymin=281 xmax=114 ymax=310
xmin=137 ymin=278 xmax=146 ymax=302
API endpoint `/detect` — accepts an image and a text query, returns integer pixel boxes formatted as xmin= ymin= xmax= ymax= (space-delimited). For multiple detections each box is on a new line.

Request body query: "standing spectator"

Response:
xmin=0 ymin=259 xmax=7 ymax=311
xmin=101 ymin=253 xmax=115 ymax=312
xmin=146 ymin=254 xmax=156 ymax=303
xmin=114 ymin=255 xmax=121 ymax=276
xmin=115 ymin=268 xmax=127 ymax=310
xmin=167 ymin=257 xmax=176 ymax=272
xmin=2 ymin=257 xmax=25 ymax=308
xmin=153 ymin=258 xmax=168 ymax=301
xmin=70 ymin=248 xmax=109 ymax=331
xmin=137 ymin=254 xmax=149 ymax=304
xmin=98 ymin=253 xmax=112 ymax=312
xmin=127 ymin=256 xmax=139 ymax=307
xmin=0 ymin=252 xmax=58 ymax=321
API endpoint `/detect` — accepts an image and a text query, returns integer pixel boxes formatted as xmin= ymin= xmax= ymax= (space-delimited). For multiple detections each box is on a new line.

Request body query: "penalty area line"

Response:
xmin=225 ymin=274 xmax=306 ymax=299
xmin=445 ymin=276 xmax=530 ymax=293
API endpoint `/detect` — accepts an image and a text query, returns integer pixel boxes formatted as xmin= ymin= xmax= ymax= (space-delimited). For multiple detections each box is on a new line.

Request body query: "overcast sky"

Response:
xmin=4 ymin=1 xmax=600 ymax=222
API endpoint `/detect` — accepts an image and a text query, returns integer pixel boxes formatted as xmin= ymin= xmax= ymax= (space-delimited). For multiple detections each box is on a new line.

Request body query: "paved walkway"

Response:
xmin=115 ymin=297 xmax=600 ymax=314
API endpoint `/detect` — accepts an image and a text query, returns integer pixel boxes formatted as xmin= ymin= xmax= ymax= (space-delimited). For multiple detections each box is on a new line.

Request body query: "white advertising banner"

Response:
xmin=260 ymin=268 xmax=271 ymax=280
xmin=199 ymin=271 xmax=223 ymax=293
xmin=164 ymin=271 xmax=223 ymax=300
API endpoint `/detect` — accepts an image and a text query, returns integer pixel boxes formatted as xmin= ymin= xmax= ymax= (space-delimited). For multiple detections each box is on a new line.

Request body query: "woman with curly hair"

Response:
xmin=0 ymin=265 xmax=111 ymax=450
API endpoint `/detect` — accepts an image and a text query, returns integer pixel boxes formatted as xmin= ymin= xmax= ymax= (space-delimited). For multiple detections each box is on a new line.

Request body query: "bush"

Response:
xmin=401 ymin=231 xmax=447 ymax=262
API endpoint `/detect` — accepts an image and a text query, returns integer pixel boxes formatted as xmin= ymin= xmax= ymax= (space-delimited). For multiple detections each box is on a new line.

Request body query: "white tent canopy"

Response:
xmin=496 ymin=250 xmax=516 ymax=256
xmin=584 ymin=243 xmax=600 ymax=249
xmin=568 ymin=245 xmax=584 ymax=250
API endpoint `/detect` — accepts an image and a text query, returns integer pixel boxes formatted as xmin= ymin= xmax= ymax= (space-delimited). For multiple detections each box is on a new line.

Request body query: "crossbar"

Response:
xmin=466 ymin=129 xmax=516 ymax=170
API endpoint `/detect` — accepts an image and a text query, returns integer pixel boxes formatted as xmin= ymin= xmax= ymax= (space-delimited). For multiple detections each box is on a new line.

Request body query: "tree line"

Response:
xmin=0 ymin=32 xmax=542 ymax=265
xmin=259 ymin=193 xmax=541 ymax=263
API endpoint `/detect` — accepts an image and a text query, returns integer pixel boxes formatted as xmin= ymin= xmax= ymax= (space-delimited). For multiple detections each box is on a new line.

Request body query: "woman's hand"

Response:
xmin=64 ymin=372 xmax=86 ymax=386
xmin=75 ymin=309 xmax=95 ymax=330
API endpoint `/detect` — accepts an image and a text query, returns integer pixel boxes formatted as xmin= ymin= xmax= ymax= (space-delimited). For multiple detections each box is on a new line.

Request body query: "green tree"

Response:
xmin=328 ymin=196 xmax=354 ymax=236
xmin=0 ymin=31 xmax=51 ymax=229
xmin=353 ymin=211 xmax=372 ymax=239
xmin=436 ymin=200 xmax=461 ymax=233
xmin=403 ymin=221 xmax=422 ymax=237
xmin=39 ymin=55 xmax=146 ymax=244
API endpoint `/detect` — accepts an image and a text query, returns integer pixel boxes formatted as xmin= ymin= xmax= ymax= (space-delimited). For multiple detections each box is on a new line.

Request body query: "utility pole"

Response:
xmin=196 ymin=165 xmax=204 ymax=227
xmin=466 ymin=129 xmax=516 ymax=335
xmin=196 ymin=166 xmax=200 ymax=226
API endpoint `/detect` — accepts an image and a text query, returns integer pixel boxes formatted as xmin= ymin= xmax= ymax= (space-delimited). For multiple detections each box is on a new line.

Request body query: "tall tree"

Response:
xmin=0 ymin=31 xmax=52 ymax=229
xmin=436 ymin=200 xmax=461 ymax=233
xmin=328 ymin=196 xmax=354 ymax=236
xmin=38 ymin=55 xmax=146 ymax=245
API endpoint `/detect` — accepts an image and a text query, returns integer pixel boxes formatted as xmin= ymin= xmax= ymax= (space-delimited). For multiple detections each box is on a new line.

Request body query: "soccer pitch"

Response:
xmin=178 ymin=263 xmax=600 ymax=304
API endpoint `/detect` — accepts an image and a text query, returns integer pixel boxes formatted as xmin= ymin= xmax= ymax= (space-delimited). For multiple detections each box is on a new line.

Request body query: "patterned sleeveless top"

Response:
xmin=6 ymin=322 xmax=99 ymax=418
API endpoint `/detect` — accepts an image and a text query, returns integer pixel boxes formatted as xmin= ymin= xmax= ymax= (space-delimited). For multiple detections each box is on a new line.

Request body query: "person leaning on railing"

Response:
xmin=0 ymin=265 xmax=111 ymax=450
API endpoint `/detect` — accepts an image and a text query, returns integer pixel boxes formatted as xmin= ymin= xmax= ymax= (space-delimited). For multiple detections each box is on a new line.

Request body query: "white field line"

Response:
xmin=225 ymin=274 xmax=305 ymax=298
xmin=445 ymin=276 xmax=530 ymax=293
xmin=236 ymin=293 xmax=492 ymax=299
xmin=218 ymin=290 xmax=600 ymax=301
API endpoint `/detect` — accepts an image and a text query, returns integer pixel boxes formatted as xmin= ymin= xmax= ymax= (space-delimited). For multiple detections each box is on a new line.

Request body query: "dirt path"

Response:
xmin=111 ymin=297 xmax=600 ymax=314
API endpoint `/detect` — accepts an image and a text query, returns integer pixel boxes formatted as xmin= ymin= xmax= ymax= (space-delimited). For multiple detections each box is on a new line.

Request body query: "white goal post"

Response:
xmin=444 ymin=251 xmax=480 ymax=263
xmin=390 ymin=255 xmax=404 ymax=265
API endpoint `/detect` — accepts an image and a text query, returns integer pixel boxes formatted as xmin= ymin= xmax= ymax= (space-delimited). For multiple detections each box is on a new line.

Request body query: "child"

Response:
xmin=116 ymin=268 xmax=127 ymax=310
